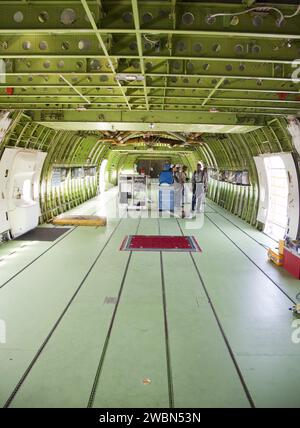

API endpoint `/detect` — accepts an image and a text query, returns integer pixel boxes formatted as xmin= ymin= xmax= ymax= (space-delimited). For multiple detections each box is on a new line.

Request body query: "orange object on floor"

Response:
xmin=267 ymin=248 xmax=283 ymax=266
xmin=278 ymin=240 xmax=285 ymax=255
xmin=53 ymin=215 xmax=107 ymax=227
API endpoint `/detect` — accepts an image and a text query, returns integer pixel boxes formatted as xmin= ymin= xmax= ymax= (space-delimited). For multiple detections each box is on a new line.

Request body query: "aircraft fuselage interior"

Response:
xmin=1 ymin=0 xmax=300 ymax=412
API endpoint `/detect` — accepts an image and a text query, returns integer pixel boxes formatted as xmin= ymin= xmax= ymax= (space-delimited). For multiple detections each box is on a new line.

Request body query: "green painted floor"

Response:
xmin=0 ymin=187 xmax=300 ymax=408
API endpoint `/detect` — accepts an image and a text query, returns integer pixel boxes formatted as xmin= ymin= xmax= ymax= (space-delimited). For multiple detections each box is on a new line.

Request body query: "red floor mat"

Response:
xmin=120 ymin=235 xmax=202 ymax=252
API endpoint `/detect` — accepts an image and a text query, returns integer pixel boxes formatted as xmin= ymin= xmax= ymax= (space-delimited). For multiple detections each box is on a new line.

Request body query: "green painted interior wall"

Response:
xmin=0 ymin=112 xmax=297 ymax=229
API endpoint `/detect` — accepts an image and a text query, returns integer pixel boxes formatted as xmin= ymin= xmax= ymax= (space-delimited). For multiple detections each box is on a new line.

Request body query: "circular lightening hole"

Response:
xmin=235 ymin=44 xmax=244 ymax=54
xmin=193 ymin=43 xmax=202 ymax=53
xmin=225 ymin=64 xmax=233 ymax=71
xmin=252 ymin=44 xmax=261 ymax=54
xmin=143 ymin=12 xmax=153 ymax=24
xmin=0 ymin=41 xmax=8 ymax=49
xmin=43 ymin=60 xmax=51 ymax=69
xmin=186 ymin=62 xmax=194 ymax=72
xmin=212 ymin=43 xmax=221 ymax=53
xmin=78 ymin=40 xmax=91 ymax=51
xmin=60 ymin=8 xmax=77 ymax=25
xmin=57 ymin=60 xmax=65 ymax=68
xmin=38 ymin=11 xmax=49 ymax=23
xmin=90 ymin=59 xmax=101 ymax=70
xmin=252 ymin=15 xmax=263 ymax=27
xmin=182 ymin=12 xmax=194 ymax=25
xmin=22 ymin=41 xmax=31 ymax=50
xmin=13 ymin=11 xmax=24 ymax=23
xmin=230 ymin=16 xmax=239 ymax=26
xmin=176 ymin=40 xmax=186 ymax=52
xmin=122 ymin=12 xmax=133 ymax=23
xmin=39 ymin=41 xmax=48 ymax=50
xmin=172 ymin=61 xmax=181 ymax=70
xmin=61 ymin=41 xmax=70 ymax=50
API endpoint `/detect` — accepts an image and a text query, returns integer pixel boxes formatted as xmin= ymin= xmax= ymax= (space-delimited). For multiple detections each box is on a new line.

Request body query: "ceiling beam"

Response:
xmin=0 ymin=28 xmax=299 ymax=40
xmin=59 ymin=74 xmax=91 ymax=105
xmin=202 ymin=77 xmax=225 ymax=106
xmin=131 ymin=0 xmax=149 ymax=110
xmin=80 ymin=0 xmax=131 ymax=110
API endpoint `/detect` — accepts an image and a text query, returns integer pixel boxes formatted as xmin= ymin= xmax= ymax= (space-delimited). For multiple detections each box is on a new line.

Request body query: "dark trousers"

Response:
xmin=192 ymin=182 xmax=204 ymax=211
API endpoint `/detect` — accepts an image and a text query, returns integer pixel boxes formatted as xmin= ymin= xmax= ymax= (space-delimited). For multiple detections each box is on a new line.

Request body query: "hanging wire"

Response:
xmin=209 ymin=5 xmax=300 ymax=26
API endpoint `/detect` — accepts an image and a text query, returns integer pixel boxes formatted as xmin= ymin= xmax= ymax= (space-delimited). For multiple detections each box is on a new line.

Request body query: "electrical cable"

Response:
xmin=143 ymin=34 xmax=160 ymax=45
xmin=209 ymin=5 xmax=300 ymax=26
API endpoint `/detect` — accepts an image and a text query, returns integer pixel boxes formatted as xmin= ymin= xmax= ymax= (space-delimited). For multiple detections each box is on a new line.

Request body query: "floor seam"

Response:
xmin=157 ymin=218 xmax=174 ymax=409
xmin=175 ymin=218 xmax=256 ymax=409
xmin=206 ymin=202 xmax=273 ymax=249
xmin=87 ymin=215 xmax=142 ymax=408
xmin=205 ymin=213 xmax=296 ymax=305
xmin=3 ymin=216 xmax=124 ymax=408
xmin=0 ymin=226 xmax=78 ymax=291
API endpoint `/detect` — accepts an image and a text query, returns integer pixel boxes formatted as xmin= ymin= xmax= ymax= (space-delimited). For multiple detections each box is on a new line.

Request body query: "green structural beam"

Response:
xmin=0 ymin=1 xmax=299 ymax=118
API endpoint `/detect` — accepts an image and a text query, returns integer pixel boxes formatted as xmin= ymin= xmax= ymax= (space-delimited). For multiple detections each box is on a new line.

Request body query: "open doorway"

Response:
xmin=264 ymin=155 xmax=289 ymax=240
xmin=136 ymin=159 xmax=171 ymax=178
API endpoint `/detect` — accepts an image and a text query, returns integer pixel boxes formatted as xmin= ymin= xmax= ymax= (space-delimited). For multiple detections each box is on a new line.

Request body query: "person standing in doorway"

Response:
xmin=191 ymin=162 xmax=208 ymax=213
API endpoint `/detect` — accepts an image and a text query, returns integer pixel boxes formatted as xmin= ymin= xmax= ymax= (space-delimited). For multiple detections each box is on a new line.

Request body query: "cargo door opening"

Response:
xmin=264 ymin=155 xmax=289 ymax=240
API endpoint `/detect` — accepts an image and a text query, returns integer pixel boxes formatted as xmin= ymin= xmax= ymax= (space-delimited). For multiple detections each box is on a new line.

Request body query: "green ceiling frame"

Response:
xmin=0 ymin=0 xmax=299 ymax=121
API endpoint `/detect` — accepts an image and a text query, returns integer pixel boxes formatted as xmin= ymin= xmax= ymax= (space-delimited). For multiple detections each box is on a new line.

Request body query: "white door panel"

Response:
xmin=0 ymin=148 xmax=46 ymax=238
xmin=254 ymin=153 xmax=300 ymax=240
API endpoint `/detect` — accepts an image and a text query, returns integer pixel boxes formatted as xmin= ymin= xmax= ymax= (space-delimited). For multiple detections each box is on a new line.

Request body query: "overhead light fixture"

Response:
xmin=76 ymin=106 xmax=87 ymax=112
xmin=116 ymin=73 xmax=144 ymax=82
xmin=148 ymin=123 xmax=155 ymax=129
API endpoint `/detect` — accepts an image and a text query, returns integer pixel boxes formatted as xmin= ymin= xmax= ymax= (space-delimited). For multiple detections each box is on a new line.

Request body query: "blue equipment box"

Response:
xmin=159 ymin=186 xmax=174 ymax=211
